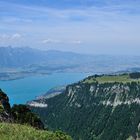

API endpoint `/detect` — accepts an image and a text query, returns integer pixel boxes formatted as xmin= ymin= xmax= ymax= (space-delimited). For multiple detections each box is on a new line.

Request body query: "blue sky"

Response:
xmin=0 ymin=0 xmax=140 ymax=54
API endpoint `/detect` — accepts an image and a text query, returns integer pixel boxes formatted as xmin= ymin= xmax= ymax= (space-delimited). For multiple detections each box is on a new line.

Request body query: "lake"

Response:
xmin=0 ymin=73 xmax=90 ymax=105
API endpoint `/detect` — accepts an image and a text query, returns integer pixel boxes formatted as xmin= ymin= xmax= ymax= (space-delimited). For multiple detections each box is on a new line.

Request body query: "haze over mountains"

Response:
xmin=0 ymin=46 xmax=87 ymax=68
xmin=0 ymin=46 xmax=140 ymax=73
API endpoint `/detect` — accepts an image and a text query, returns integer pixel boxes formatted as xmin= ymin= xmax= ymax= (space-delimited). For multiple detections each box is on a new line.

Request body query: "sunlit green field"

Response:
xmin=0 ymin=123 xmax=72 ymax=140
xmin=83 ymin=74 xmax=140 ymax=84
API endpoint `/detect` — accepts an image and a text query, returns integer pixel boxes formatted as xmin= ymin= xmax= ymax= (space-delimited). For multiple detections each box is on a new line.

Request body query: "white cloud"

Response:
xmin=0 ymin=34 xmax=10 ymax=40
xmin=42 ymin=39 xmax=61 ymax=44
xmin=0 ymin=33 xmax=22 ymax=44
xmin=71 ymin=40 xmax=82 ymax=44
xmin=42 ymin=38 xmax=82 ymax=45
xmin=11 ymin=33 xmax=22 ymax=40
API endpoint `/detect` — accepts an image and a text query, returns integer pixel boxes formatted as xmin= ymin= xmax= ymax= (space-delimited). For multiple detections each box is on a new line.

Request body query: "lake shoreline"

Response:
xmin=0 ymin=73 xmax=90 ymax=105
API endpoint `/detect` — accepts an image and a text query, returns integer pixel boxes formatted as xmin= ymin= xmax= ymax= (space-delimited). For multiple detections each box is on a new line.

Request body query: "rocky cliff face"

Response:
xmin=30 ymin=73 xmax=140 ymax=140
xmin=0 ymin=89 xmax=44 ymax=129
xmin=67 ymin=82 xmax=140 ymax=108
xmin=0 ymin=89 xmax=13 ymax=122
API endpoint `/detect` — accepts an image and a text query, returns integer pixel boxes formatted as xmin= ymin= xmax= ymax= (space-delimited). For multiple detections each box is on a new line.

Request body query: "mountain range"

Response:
xmin=1 ymin=46 xmax=140 ymax=73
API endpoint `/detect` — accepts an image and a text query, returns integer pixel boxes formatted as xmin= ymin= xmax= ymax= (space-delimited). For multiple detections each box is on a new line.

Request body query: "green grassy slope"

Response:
xmin=83 ymin=73 xmax=140 ymax=84
xmin=0 ymin=123 xmax=72 ymax=140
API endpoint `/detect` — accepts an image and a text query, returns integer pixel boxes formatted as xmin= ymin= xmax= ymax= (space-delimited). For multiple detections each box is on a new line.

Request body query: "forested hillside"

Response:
xmin=30 ymin=73 xmax=140 ymax=140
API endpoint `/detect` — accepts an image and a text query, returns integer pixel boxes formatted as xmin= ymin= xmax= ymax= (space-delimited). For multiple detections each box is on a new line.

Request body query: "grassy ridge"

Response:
xmin=83 ymin=74 xmax=140 ymax=84
xmin=0 ymin=123 xmax=72 ymax=140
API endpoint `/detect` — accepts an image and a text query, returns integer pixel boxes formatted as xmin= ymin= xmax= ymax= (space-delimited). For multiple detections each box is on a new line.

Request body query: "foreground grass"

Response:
xmin=0 ymin=123 xmax=72 ymax=140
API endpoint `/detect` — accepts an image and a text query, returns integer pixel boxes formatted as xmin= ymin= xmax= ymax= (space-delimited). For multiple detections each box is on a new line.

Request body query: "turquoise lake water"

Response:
xmin=0 ymin=73 xmax=90 ymax=105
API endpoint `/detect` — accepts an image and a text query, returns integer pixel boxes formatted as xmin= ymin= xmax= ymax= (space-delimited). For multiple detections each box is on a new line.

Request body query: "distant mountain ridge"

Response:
xmin=0 ymin=46 xmax=75 ymax=67
xmin=0 ymin=46 xmax=89 ymax=68
xmin=1 ymin=46 xmax=140 ymax=74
